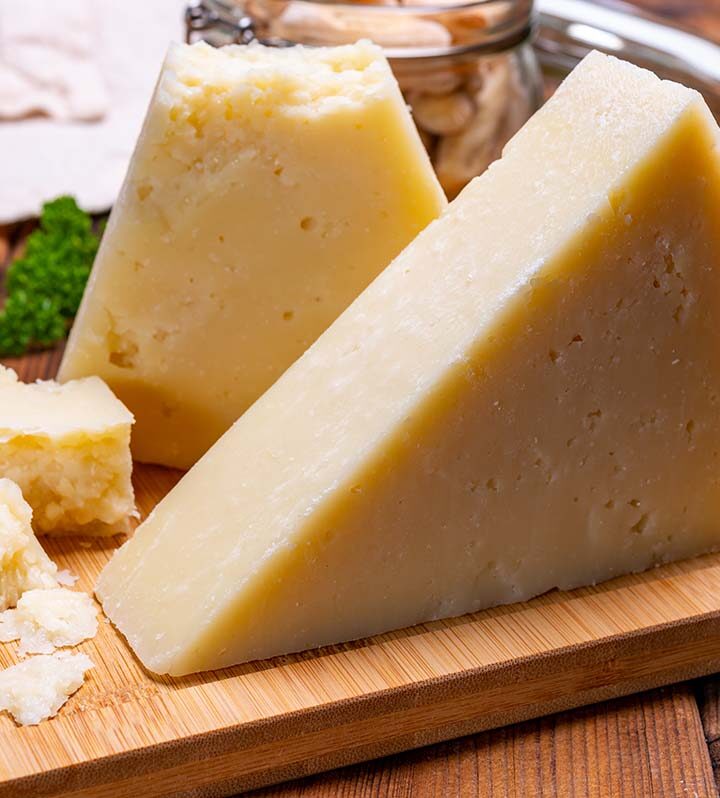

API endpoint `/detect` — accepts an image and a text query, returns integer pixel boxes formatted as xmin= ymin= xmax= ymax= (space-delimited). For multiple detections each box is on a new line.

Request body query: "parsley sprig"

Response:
xmin=0 ymin=197 xmax=99 ymax=356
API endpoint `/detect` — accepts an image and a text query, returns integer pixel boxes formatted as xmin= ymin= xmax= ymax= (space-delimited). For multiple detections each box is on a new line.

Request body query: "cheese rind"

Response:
xmin=97 ymin=53 xmax=720 ymax=675
xmin=0 ymin=367 xmax=134 ymax=534
xmin=0 ymin=588 xmax=98 ymax=655
xmin=58 ymin=40 xmax=446 ymax=468
xmin=0 ymin=479 xmax=57 ymax=611
xmin=0 ymin=651 xmax=92 ymax=725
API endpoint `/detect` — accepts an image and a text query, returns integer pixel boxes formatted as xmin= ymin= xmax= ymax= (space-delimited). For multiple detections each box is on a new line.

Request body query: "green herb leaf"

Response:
xmin=0 ymin=196 xmax=100 ymax=356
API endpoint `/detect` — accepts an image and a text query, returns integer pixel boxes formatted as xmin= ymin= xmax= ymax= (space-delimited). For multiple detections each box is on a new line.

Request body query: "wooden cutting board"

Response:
xmin=1 ymin=459 xmax=720 ymax=798
xmin=6 ymin=3 xmax=720 ymax=791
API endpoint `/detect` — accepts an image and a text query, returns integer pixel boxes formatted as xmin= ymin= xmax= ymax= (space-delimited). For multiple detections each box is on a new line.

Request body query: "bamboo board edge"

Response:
xmin=6 ymin=609 xmax=720 ymax=798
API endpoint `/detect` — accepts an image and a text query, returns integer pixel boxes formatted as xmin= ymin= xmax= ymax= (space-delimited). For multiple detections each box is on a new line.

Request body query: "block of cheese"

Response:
xmin=0 ymin=479 xmax=57 ymax=611
xmin=0 ymin=588 xmax=98 ymax=655
xmin=97 ymin=52 xmax=720 ymax=676
xmin=0 ymin=651 xmax=93 ymax=726
xmin=58 ymin=40 xmax=446 ymax=469
xmin=0 ymin=367 xmax=134 ymax=534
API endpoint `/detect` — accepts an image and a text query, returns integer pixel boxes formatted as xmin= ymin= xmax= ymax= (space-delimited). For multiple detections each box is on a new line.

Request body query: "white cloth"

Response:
xmin=0 ymin=0 xmax=108 ymax=121
xmin=0 ymin=0 xmax=186 ymax=223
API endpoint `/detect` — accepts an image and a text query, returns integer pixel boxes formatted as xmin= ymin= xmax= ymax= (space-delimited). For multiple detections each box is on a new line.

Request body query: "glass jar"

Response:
xmin=186 ymin=0 xmax=543 ymax=198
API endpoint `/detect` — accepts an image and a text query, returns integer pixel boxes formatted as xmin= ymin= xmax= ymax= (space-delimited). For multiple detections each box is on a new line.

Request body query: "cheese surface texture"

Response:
xmin=0 ymin=367 xmax=134 ymax=534
xmin=0 ymin=479 xmax=57 ymax=611
xmin=59 ymin=40 xmax=446 ymax=468
xmin=0 ymin=588 xmax=98 ymax=655
xmin=97 ymin=53 xmax=720 ymax=675
xmin=0 ymin=651 xmax=92 ymax=726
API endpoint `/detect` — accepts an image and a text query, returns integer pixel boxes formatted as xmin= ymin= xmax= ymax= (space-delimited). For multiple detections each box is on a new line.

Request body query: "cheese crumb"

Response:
xmin=0 ymin=365 xmax=135 ymax=535
xmin=0 ymin=651 xmax=92 ymax=725
xmin=0 ymin=588 xmax=98 ymax=655
xmin=56 ymin=569 xmax=78 ymax=586
xmin=0 ymin=478 xmax=58 ymax=611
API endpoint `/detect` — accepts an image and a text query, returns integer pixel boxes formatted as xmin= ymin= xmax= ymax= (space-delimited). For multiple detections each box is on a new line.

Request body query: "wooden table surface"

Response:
xmin=3 ymin=1 xmax=720 ymax=795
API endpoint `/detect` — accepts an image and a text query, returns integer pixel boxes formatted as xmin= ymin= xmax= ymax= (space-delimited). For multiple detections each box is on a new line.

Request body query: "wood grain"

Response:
xmin=253 ymin=686 xmax=717 ymax=798
xmin=699 ymin=680 xmax=720 ymax=790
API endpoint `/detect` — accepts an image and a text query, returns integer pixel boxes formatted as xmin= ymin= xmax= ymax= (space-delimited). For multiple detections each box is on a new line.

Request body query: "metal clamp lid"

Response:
xmin=186 ymin=0 xmax=255 ymax=45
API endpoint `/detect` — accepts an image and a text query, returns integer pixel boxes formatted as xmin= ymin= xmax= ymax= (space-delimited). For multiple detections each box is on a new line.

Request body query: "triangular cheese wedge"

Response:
xmin=97 ymin=52 xmax=720 ymax=676
xmin=59 ymin=41 xmax=445 ymax=469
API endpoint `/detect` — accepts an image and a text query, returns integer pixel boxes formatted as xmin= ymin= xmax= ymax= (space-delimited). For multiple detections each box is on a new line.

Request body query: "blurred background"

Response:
xmin=1 ymin=0 xmax=719 ymax=223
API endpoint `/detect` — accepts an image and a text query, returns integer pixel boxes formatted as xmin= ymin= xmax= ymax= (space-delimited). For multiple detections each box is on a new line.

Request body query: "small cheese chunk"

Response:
xmin=56 ymin=570 xmax=78 ymax=587
xmin=0 ymin=588 xmax=98 ymax=655
xmin=0 ymin=367 xmax=134 ymax=534
xmin=0 ymin=651 xmax=92 ymax=725
xmin=97 ymin=53 xmax=720 ymax=675
xmin=0 ymin=479 xmax=57 ymax=611
xmin=59 ymin=40 xmax=446 ymax=468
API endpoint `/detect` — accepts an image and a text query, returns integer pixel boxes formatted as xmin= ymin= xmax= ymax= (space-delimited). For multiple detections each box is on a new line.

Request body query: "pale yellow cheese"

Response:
xmin=0 ymin=479 xmax=57 ymax=611
xmin=0 ymin=588 xmax=98 ymax=655
xmin=0 ymin=651 xmax=92 ymax=726
xmin=58 ymin=40 xmax=446 ymax=469
xmin=0 ymin=367 xmax=134 ymax=535
xmin=97 ymin=52 xmax=720 ymax=675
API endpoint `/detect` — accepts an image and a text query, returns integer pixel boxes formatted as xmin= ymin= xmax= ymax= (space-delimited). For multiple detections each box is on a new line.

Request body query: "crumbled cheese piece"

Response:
xmin=0 ymin=588 xmax=97 ymax=655
xmin=0 ymin=651 xmax=93 ymax=725
xmin=56 ymin=569 xmax=78 ymax=586
xmin=0 ymin=478 xmax=57 ymax=611
xmin=0 ymin=365 xmax=135 ymax=535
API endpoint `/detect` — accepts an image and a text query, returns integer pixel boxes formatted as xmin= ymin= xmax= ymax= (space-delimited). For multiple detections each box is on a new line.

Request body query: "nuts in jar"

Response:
xmin=186 ymin=0 xmax=543 ymax=197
